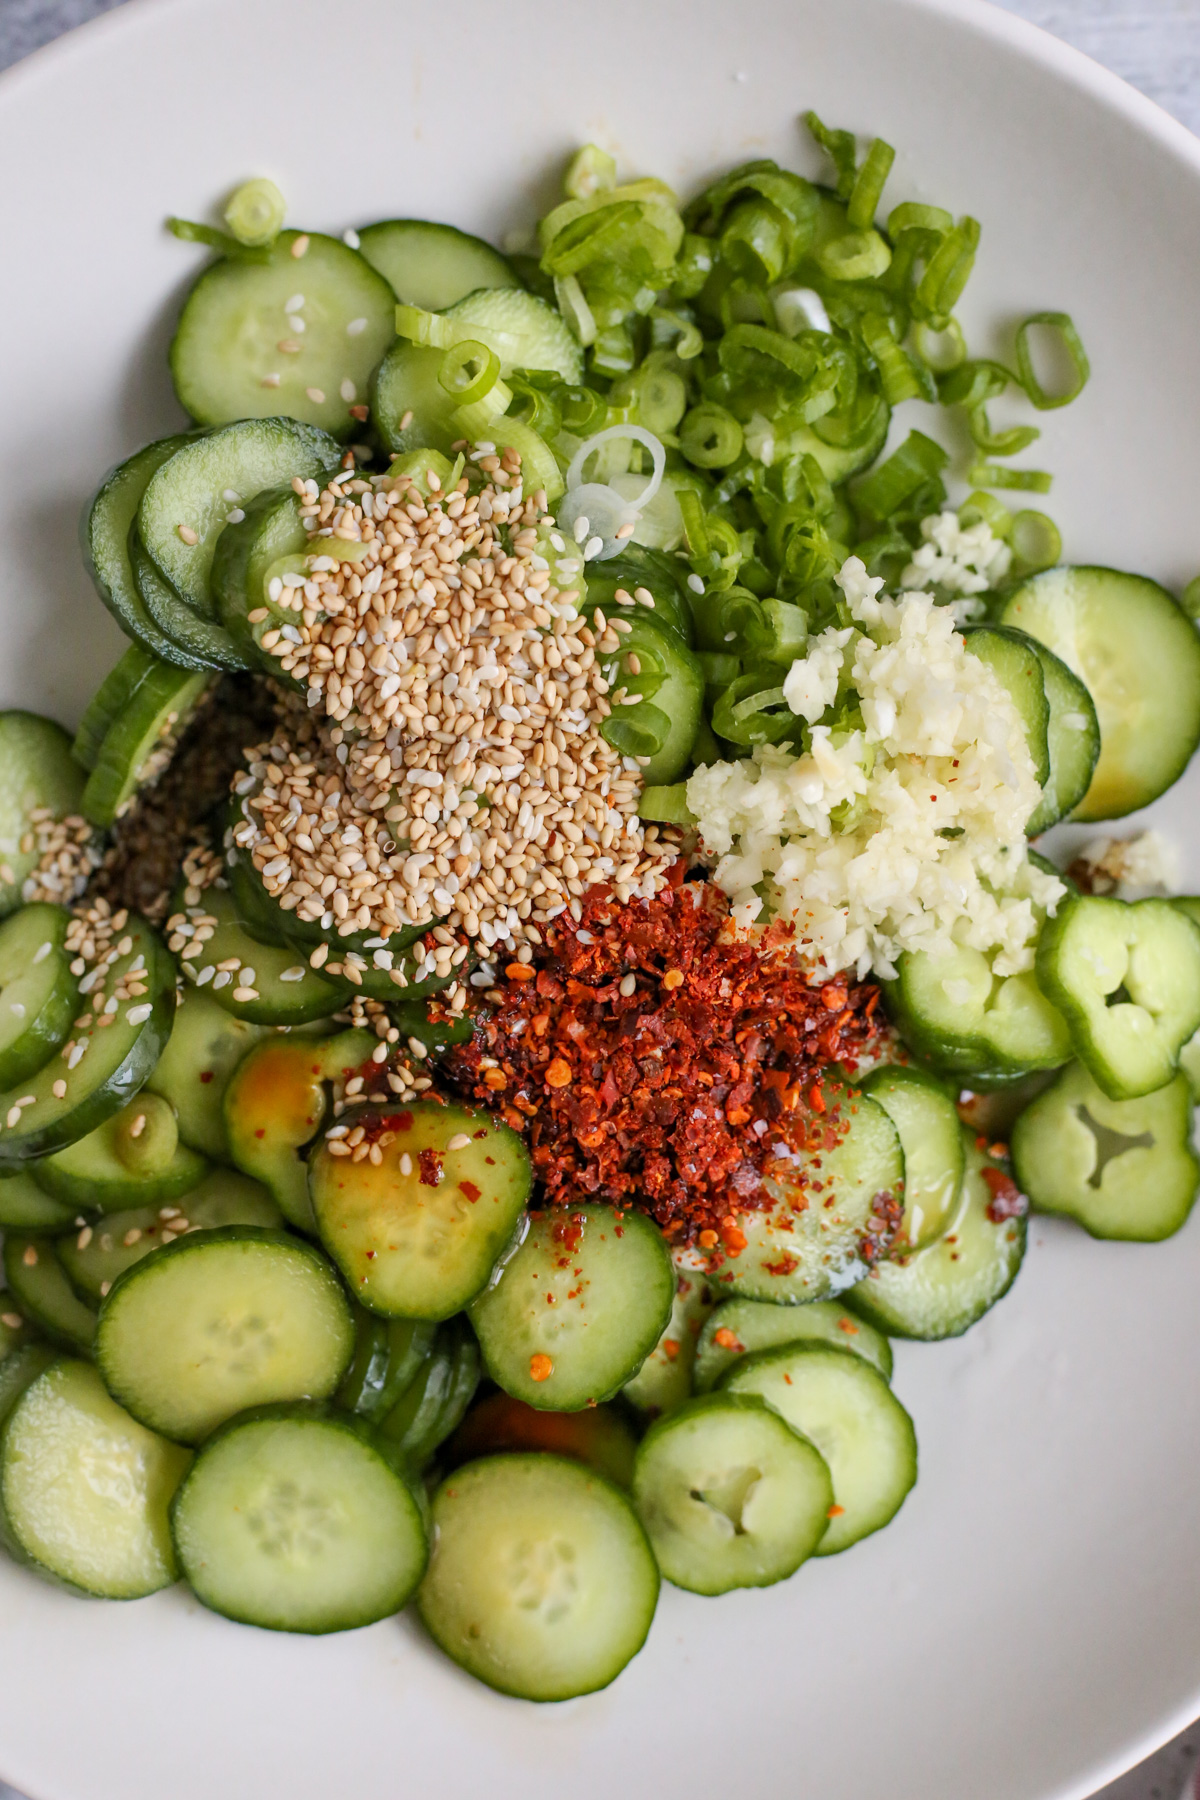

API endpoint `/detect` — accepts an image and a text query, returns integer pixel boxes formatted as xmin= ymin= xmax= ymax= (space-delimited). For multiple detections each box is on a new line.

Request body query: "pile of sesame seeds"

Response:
xmin=235 ymin=449 xmax=676 ymax=962
xmin=19 ymin=809 xmax=102 ymax=906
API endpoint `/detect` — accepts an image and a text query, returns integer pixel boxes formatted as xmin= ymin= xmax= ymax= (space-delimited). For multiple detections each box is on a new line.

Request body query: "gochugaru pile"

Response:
xmin=447 ymin=863 xmax=887 ymax=1242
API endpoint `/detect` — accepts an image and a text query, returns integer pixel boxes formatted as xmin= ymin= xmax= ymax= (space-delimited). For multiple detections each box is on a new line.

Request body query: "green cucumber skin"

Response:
xmin=0 ymin=1173 xmax=79 ymax=1233
xmin=210 ymin=484 xmax=308 ymax=675
xmin=2 ymin=1237 xmax=97 ymax=1355
xmin=961 ymin=623 xmax=1051 ymax=788
xmin=0 ymin=905 xmax=78 ymax=1092
xmin=0 ymin=920 xmax=176 ymax=1171
xmin=31 ymin=1141 xmax=208 ymax=1212
xmin=0 ymin=714 xmax=88 ymax=921
xmin=79 ymin=434 xmax=218 ymax=671
xmin=0 ymin=1354 xmax=97 ymax=1597
xmin=72 ymin=644 xmax=160 ymax=772
xmin=81 ymin=664 xmax=213 ymax=831
xmin=130 ymin=527 xmax=249 ymax=673
xmin=1024 ymin=639 xmax=1101 ymax=834
xmin=356 ymin=219 xmax=519 ymax=312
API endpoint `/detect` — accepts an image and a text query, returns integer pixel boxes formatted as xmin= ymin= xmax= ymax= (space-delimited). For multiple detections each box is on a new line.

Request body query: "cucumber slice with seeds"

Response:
xmin=2 ymin=1236 xmax=97 ymax=1353
xmin=1023 ymin=638 xmax=1101 ymax=835
xmin=310 ymin=1099 xmax=532 ymax=1318
xmin=211 ymin=483 xmax=310 ymax=671
xmin=0 ymin=1171 xmax=79 ymax=1233
xmin=694 ymin=1296 xmax=893 ymax=1393
xmin=0 ymin=1358 xmax=190 ymax=1598
xmin=847 ymin=1132 xmax=1028 ymax=1338
xmin=862 ymin=1064 xmax=964 ymax=1251
xmin=961 ymin=624 xmax=1050 ymax=789
xmin=32 ymin=1093 xmax=208 ymax=1212
xmin=59 ymin=1168 xmax=281 ymax=1301
xmin=371 ymin=342 xmax=457 ymax=458
xmin=718 ymin=1089 xmax=904 ymax=1305
xmin=173 ymin=883 xmax=348 ymax=1025
xmin=418 ymin=1454 xmax=659 ymax=1701
xmin=96 ymin=1227 xmax=355 ymax=1444
xmin=1000 ymin=565 xmax=1200 ymax=821
xmin=357 ymin=220 xmax=519 ymax=312
xmin=130 ymin=525 xmax=249 ymax=671
xmin=170 ymin=232 xmax=396 ymax=440
xmin=337 ymin=1309 xmax=439 ymax=1422
xmin=0 ymin=904 xmax=77 ymax=1090
xmin=722 ymin=1342 xmax=917 ymax=1555
xmin=138 ymin=416 xmax=341 ymax=621
xmin=146 ymin=987 xmax=270 ymax=1162
xmin=0 ymin=914 xmax=174 ymax=1169
xmin=171 ymin=1405 xmax=427 ymax=1634
xmin=0 ymin=713 xmax=86 ymax=920
xmin=622 ymin=1251 xmax=715 ymax=1419
xmin=444 ymin=289 xmax=584 ymax=384
xmin=80 ymin=433 xmax=220 ymax=670
xmin=224 ymin=1030 xmax=376 ymax=1232
xmin=633 ymin=1392 xmax=834 ymax=1594
xmin=470 ymin=1205 xmax=674 ymax=1411
xmin=81 ymin=664 xmax=214 ymax=828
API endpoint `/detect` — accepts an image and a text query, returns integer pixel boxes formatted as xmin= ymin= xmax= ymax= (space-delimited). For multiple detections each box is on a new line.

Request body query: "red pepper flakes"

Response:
xmin=713 ymin=1327 xmax=744 ymax=1352
xmin=417 ymin=1148 xmax=444 ymax=1188
xmin=980 ymin=1163 xmax=1029 ymax=1223
xmin=447 ymin=873 xmax=888 ymax=1240
xmin=459 ymin=1180 xmax=482 ymax=1203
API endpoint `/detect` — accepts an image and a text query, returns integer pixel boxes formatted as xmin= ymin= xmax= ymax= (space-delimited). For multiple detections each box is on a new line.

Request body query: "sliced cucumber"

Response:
xmin=81 ymin=664 xmax=213 ymax=828
xmin=470 ymin=1205 xmax=674 ymax=1411
xmin=80 ymin=433 xmax=219 ymax=669
xmin=73 ymin=644 xmax=161 ymax=770
xmin=443 ymin=288 xmax=584 ymax=384
xmin=694 ymin=1296 xmax=893 ymax=1392
xmin=888 ymin=936 xmax=1071 ymax=1078
xmin=210 ymin=482 xmax=309 ymax=668
xmin=622 ymin=1253 xmax=715 ymax=1419
xmin=336 ymin=1309 xmax=439 ymax=1422
xmin=862 ymin=1064 xmax=964 ymax=1251
xmin=847 ymin=1133 xmax=1028 ymax=1338
xmin=0 ymin=713 xmax=86 ymax=919
xmin=371 ymin=341 xmax=458 ymax=458
xmin=174 ymin=884 xmax=347 ymax=1026
xmin=633 ymin=1391 xmax=834 ymax=1594
xmin=378 ymin=1315 xmax=480 ymax=1467
xmin=0 ymin=904 xmax=77 ymax=1090
xmin=58 ymin=1169 xmax=280 ymax=1302
xmin=170 ymin=232 xmax=396 ymax=440
xmin=311 ymin=1099 xmax=530 ymax=1317
xmin=0 ymin=1345 xmax=57 ymax=1427
xmin=32 ymin=1092 xmax=208 ymax=1211
xmin=722 ymin=1342 xmax=917 ymax=1554
xmin=0 ymin=914 xmax=174 ymax=1169
xmin=776 ymin=405 xmax=891 ymax=485
xmin=444 ymin=1393 xmax=638 ymax=1489
xmin=418 ymin=1453 xmax=659 ymax=1700
xmin=1000 ymin=565 xmax=1200 ymax=821
xmin=0 ymin=1358 xmax=189 ymax=1598
xmin=1011 ymin=1060 xmax=1198 ymax=1240
xmin=137 ymin=416 xmax=341 ymax=621
xmin=2 ymin=1236 xmax=96 ymax=1353
xmin=146 ymin=987 xmax=268 ymax=1162
xmin=961 ymin=624 xmax=1050 ymax=789
xmin=96 ymin=1227 xmax=355 ymax=1444
xmin=0 ymin=1172 xmax=78 ymax=1233
xmin=358 ymin=220 xmax=519 ymax=312
xmin=1036 ymin=895 xmax=1200 ymax=1101
xmin=171 ymin=1404 xmax=426 ymax=1634
xmin=1023 ymin=639 xmax=1101 ymax=835
xmin=719 ymin=1090 xmax=903 ymax=1304
xmin=130 ymin=527 xmax=250 ymax=671
xmin=224 ymin=1030 xmax=376 ymax=1231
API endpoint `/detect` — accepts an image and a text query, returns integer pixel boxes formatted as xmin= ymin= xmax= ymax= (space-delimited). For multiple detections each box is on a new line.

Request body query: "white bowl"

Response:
xmin=1 ymin=2 xmax=1199 ymax=1797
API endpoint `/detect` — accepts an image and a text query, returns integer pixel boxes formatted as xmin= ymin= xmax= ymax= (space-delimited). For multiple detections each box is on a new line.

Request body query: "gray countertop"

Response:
xmin=0 ymin=3 xmax=1198 ymax=1799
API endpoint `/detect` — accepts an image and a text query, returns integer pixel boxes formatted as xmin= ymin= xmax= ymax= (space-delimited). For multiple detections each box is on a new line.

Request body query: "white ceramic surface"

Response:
xmin=1 ymin=2 xmax=1199 ymax=1797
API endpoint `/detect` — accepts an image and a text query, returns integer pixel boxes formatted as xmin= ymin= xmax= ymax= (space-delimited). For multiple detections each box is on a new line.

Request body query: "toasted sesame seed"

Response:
xmin=177 ymin=525 xmax=199 ymax=545
xmin=446 ymin=1133 xmax=472 ymax=1151
xmin=52 ymin=1079 xmax=67 ymax=1098
xmin=1 ymin=1312 xmax=24 ymax=1331
xmin=291 ymin=234 xmax=310 ymax=258
xmin=21 ymin=1244 xmax=38 ymax=1266
xmin=306 ymin=387 xmax=326 ymax=404
xmin=129 ymin=1112 xmax=147 ymax=1138
xmin=343 ymin=229 xmax=361 ymax=249
xmin=346 ymin=316 xmax=368 ymax=335
xmin=261 ymin=372 xmax=282 ymax=387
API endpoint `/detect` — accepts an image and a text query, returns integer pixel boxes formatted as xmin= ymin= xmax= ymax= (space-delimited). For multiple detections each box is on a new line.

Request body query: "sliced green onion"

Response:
xmin=721 ymin=199 xmax=793 ymax=286
xmin=564 ymin=144 xmax=618 ymax=202
xmin=1009 ymin=510 xmax=1062 ymax=573
xmin=1179 ymin=577 xmax=1200 ymax=621
xmin=554 ymin=274 xmax=597 ymax=346
xmin=912 ymin=318 xmax=967 ymax=373
xmin=592 ymin=320 xmax=638 ymax=376
xmin=559 ymin=385 xmax=608 ymax=435
xmin=697 ymin=651 xmax=742 ymax=689
xmin=886 ymin=201 xmax=954 ymax=240
xmin=812 ymin=389 xmax=889 ymax=453
xmin=915 ymin=217 xmax=980 ymax=318
xmin=673 ymin=233 xmax=716 ymax=299
xmin=166 ymin=217 xmax=270 ymax=263
xmin=816 ymin=229 xmax=892 ymax=283
xmin=629 ymin=362 xmax=688 ymax=436
xmin=1014 ymin=311 xmax=1090 ymax=410
xmin=449 ymin=375 xmax=514 ymax=437
xmin=760 ymin=598 xmax=809 ymax=663
xmin=680 ymin=403 xmax=744 ymax=469
xmin=958 ymin=490 xmax=1013 ymax=538
xmin=678 ymin=489 xmax=709 ymax=560
xmin=712 ymin=672 xmax=795 ymax=746
xmin=651 ymin=306 xmax=703 ymax=360
xmin=223 ymin=178 xmax=285 ymax=247
xmin=437 ymin=339 xmax=501 ymax=406
xmin=638 ymin=783 xmax=696 ymax=825
xmin=967 ymin=463 xmax=1054 ymax=494
xmin=965 ymin=404 xmax=1040 ymax=458
xmin=601 ymin=703 xmax=670 ymax=759
xmin=847 ymin=139 xmax=896 ymax=230
xmin=854 ymin=429 xmax=950 ymax=520
xmin=804 ymin=112 xmax=858 ymax=200
xmin=860 ymin=313 xmax=933 ymax=405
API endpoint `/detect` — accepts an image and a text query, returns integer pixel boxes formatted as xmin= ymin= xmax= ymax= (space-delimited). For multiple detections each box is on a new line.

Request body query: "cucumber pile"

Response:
xmin=1 ymin=111 xmax=1199 ymax=1707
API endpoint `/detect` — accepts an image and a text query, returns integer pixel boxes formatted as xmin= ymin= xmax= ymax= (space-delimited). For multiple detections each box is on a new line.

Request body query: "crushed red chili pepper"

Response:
xmin=445 ymin=868 xmax=890 ymax=1240
xmin=980 ymin=1163 xmax=1029 ymax=1223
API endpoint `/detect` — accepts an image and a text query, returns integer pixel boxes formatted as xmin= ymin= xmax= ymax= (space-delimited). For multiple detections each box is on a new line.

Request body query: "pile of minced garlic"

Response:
xmin=687 ymin=547 xmax=1065 ymax=982
xmin=233 ymin=448 xmax=675 ymax=967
